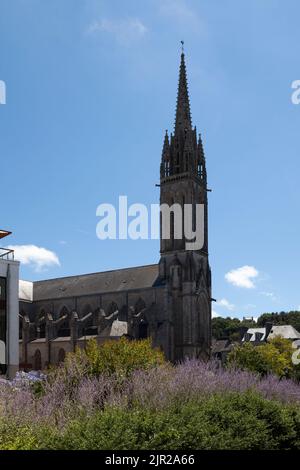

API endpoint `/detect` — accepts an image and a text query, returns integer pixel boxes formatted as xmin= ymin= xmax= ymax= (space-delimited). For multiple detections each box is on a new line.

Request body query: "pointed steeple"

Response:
xmin=162 ymin=130 xmax=170 ymax=159
xmin=161 ymin=130 xmax=171 ymax=177
xmin=197 ymin=133 xmax=207 ymax=181
xmin=175 ymin=52 xmax=192 ymax=133
xmin=161 ymin=47 xmax=205 ymax=180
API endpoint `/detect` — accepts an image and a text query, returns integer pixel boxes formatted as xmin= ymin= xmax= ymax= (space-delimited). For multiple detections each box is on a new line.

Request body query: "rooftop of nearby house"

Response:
xmin=268 ymin=324 xmax=300 ymax=340
xmin=242 ymin=324 xmax=300 ymax=342
xmin=242 ymin=328 xmax=266 ymax=342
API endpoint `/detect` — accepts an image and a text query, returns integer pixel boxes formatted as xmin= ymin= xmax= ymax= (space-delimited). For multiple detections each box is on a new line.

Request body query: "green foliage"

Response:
xmin=212 ymin=316 xmax=256 ymax=341
xmin=228 ymin=342 xmax=268 ymax=375
xmin=269 ymin=337 xmax=300 ymax=380
xmin=69 ymin=337 xmax=165 ymax=378
xmin=257 ymin=311 xmax=300 ymax=332
xmin=0 ymin=422 xmax=39 ymax=450
xmin=228 ymin=337 xmax=300 ymax=379
xmin=3 ymin=337 xmax=300 ymax=450
xmin=31 ymin=379 xmax=46 ymax=398
xmin=2 ymin=392 xmax=300 ymax=450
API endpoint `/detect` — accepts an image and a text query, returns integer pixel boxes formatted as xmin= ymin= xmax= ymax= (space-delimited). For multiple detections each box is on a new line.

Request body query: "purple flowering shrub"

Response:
xmin=0 ymin=359 xmax=300 ymax=425
xmin=125 ymin=359 xmax=300 ymax=411
xmin=1 ymin=358 xmax=300 ymax=449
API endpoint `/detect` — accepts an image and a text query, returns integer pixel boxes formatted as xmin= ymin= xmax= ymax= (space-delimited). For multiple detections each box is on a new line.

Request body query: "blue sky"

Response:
xmin=1 ymin=0 xmax=300 ymax=319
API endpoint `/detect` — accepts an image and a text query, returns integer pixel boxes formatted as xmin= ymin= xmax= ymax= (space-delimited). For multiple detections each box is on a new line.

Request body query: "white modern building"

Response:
xmin=0 ymin=230 xmax=19 ymax=378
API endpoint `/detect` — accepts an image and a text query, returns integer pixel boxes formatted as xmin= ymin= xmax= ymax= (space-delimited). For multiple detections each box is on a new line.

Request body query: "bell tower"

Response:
xmin=159 ymin=48 xmax=211 ymax=361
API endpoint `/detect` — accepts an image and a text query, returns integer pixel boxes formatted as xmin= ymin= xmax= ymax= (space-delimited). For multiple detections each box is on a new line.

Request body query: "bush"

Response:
xmin=54 ymin=337 xmax=165 ymax=382
xmin=22 ymin=392 xmax=300 ymax=450
xmin=0 ymin=421 xmax=38 ymax=450
xmin=227 ymin=337 xmax=300 ymax=379
xmin=2 ymin=355 xmax=300 ymax=450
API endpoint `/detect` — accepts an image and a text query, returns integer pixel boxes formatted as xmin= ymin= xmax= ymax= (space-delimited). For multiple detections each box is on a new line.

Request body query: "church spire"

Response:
xmin=161 ymin=46 xmax=203 ymax=179
xmin=197 ymin=133 xmax=207 ymax=182
xmin=161 ymin=130 xmax=170 ymax=178
xmin=174 ymin=50 xmax=192 ymax=133
xmin=162 ymin=130 xmax=170 ymax=158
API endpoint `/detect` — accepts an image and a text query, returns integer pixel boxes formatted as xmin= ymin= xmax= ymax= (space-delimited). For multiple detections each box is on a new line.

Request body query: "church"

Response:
xmin=18 ymin=50 xmax=212 ymax=370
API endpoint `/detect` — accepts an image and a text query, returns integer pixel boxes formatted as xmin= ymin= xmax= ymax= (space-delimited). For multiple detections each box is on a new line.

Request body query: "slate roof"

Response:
xmin=242 ymin=328 xmax=266 ymax=342
xmin=268 ymin=325 xmax=300 ymax=340
xmin=242 ymin=325 xmax=300 ymax=342
xmin=31 ymin=264 xmax=159 ymax=301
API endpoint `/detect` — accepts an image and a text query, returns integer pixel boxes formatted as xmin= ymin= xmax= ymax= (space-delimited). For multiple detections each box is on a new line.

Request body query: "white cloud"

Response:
xmin=7 ymin=245 xmax=60 ymax=272
xmin=216 ymin=298 xmax=235 ymax=311
xmin=87 ymin=17 xmax=148 ymax=44
xmin=225 ymin=265 xmax=259 ymax=289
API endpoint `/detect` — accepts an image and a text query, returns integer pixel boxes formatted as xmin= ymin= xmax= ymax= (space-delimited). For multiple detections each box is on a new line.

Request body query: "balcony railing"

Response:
xmin=0 ymin=247 xmax=14 ymax=261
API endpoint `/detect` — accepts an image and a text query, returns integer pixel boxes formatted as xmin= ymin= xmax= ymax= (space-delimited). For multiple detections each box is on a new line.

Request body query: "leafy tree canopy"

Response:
xmin=227 ymin=336 xmax=300 ymax=379
xmin=212 ymin=316 xmax=256 ymax=341
xmin=257 ymin=311 xmax=300 ymax=332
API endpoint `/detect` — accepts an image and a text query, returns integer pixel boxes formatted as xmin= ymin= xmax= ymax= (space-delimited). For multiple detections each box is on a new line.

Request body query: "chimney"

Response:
xmin=265 ymin=322 xmax=273 ymax=339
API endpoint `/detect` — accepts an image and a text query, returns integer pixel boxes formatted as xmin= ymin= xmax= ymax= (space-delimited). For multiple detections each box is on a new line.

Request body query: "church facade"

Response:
xmin=19 ymin=51 xmax=212 ymax=370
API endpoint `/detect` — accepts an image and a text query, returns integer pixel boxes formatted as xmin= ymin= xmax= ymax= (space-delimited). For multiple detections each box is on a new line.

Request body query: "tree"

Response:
xmin=257 ymin=311 xmax=300 ymax=332
xmin=72 ymin=337 xmax=165 ymax=378
xmin=212 ymin=317 xmax=256 ymax=341
xmin=227 ymin=337 xmax=299 ymax=379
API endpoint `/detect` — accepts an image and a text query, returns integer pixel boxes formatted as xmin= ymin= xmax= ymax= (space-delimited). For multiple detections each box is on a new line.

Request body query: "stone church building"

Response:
xmin=19 ymin=51 xmax=212 ymax=370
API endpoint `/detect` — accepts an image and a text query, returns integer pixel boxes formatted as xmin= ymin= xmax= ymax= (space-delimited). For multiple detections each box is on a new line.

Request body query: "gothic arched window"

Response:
xmin=57 ymin=318 xmax=70 ymax=337
xmin=36 ymin=310 xmax=46 ymax=339
xmin=59 ymin=306 xmax=69 ymax=318
xmin=38 ymin=323 xmax=46 ymax=339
